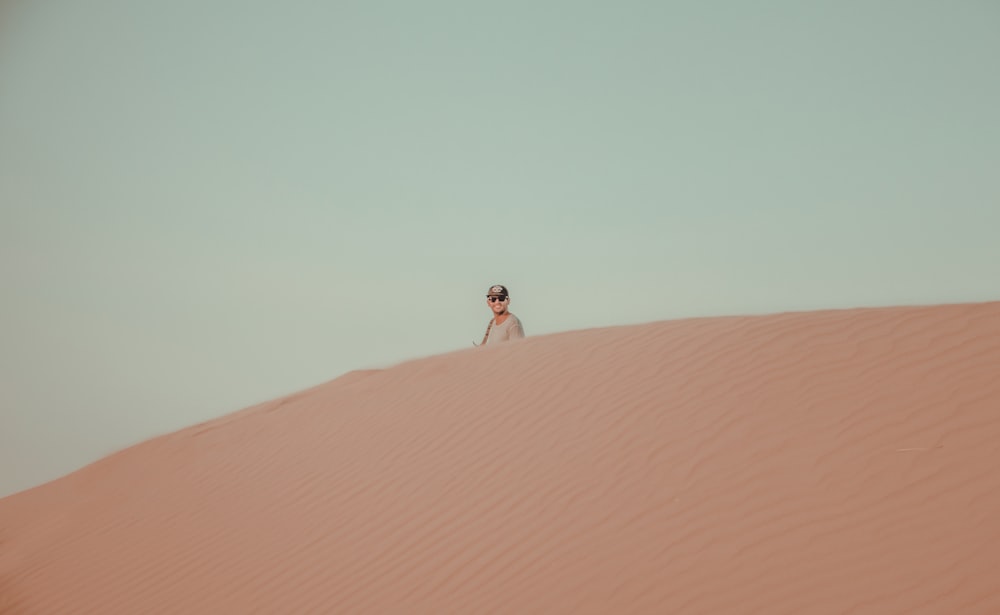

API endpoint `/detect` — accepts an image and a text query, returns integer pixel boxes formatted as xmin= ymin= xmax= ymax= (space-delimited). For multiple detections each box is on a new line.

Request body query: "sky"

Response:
xmin=1 ymin=1 xmax=998 ymax=498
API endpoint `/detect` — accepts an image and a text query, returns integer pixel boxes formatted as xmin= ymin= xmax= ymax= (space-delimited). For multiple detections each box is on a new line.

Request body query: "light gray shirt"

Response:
xmin=485 ymin=314 xmax=525 ymax=345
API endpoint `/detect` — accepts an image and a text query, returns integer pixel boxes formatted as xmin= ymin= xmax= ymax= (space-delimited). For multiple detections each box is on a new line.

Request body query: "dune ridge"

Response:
xmin=2 ymin=301 xmax=999 ymax=614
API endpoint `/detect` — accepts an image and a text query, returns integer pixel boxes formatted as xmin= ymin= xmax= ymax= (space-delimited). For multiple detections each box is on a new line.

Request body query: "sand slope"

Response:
xmin=2 ymin=302 xmax=999 ymax=614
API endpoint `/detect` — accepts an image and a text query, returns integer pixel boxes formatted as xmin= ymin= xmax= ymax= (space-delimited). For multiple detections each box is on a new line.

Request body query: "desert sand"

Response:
xmin=2 ymin=301 xmax=999 ymax=614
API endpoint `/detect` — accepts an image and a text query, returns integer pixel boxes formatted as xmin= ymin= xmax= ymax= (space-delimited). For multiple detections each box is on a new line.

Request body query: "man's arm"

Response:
xmin=509 ymin=318 xmax=525 ymax=339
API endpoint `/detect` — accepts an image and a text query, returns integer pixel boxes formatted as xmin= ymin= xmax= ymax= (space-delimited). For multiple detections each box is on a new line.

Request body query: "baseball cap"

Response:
xmin=486 ymin=284 xmax=509 ymax=297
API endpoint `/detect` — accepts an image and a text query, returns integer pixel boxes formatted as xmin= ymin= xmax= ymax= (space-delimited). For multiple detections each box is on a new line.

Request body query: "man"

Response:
xmin=478 ymin=284 xmax=525 ymax=345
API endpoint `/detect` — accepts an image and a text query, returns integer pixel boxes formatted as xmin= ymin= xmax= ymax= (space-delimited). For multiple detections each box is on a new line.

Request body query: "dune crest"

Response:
xmin=2 ymin=302 xmax=1000 ymax=614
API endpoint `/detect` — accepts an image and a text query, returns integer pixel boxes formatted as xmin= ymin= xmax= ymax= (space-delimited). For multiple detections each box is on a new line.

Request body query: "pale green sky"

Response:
xmin=1 ymin=1 xmax=998 ymax=497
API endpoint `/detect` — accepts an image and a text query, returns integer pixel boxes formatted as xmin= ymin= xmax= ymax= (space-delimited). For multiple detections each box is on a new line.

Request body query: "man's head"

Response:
xmin=486 ymin=284 xmax=510 ymax=315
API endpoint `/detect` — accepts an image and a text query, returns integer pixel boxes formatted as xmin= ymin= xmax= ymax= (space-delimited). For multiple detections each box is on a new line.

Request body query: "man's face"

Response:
xmin=486 ymin=294 xmax=509 ymax=315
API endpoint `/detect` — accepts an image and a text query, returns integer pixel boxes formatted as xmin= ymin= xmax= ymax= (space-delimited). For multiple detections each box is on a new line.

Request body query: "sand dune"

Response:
xmin=2 ymin=301 xmax=999 ymax=614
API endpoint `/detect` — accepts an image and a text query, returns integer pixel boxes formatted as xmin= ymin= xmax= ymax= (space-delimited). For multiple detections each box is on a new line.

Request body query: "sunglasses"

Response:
xmin=487 ymin=295 xmax=508 ymax=303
